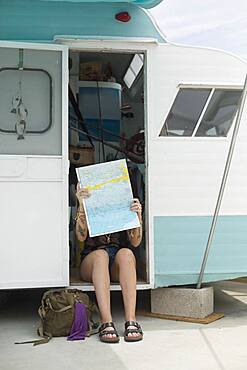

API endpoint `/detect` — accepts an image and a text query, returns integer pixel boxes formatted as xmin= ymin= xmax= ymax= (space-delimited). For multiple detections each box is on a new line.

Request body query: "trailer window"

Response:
xmin=0 ymin=47 xmax=63 ymax=155
xmin=159 ymin=89 xmax=211 ymax=136
xmin=159 ymin=88 xmax=242 ymax=137
xmin=195 ymin=90 xmax=242 ymax=136
xmin=123 ymin=54 xmax=143 ymax=89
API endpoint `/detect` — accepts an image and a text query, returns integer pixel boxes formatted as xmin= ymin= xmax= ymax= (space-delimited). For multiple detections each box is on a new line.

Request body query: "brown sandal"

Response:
xmin=99 ymin=322 xmax=120 ymax=343
xmin=124 ymin=321 xmax=143 ymax=342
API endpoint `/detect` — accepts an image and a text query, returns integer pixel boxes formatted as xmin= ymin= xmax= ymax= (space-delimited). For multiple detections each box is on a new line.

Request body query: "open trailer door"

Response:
xmin=0 ymin=41 xmax=69 ymax=289
xmin=148 ymin=43 xmax=247 ymax=287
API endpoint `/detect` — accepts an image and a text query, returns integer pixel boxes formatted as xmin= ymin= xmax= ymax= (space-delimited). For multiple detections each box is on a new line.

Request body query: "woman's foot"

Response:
xmin=99 ymin=322 xmax=120 ymax=343
xmin=124 ymin=321 xmax=143 ymax=342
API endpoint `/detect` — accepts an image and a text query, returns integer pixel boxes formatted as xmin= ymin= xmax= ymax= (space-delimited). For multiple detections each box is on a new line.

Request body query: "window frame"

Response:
xmin=158 ymin=83 xmax=243 ymax=141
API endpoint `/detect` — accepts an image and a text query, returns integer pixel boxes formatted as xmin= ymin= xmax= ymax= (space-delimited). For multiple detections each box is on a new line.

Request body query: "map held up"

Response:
xmin=76 ymin=159 xmax=140 ymax=237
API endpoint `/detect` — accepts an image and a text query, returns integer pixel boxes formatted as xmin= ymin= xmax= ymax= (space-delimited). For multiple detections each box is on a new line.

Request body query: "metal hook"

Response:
xmin=18 ymin=49 xmax=24 ymax=70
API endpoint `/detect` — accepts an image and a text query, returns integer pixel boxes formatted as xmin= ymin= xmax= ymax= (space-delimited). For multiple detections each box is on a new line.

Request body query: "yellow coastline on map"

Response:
xmin=85 ymin=162 xmax=129 ymax=191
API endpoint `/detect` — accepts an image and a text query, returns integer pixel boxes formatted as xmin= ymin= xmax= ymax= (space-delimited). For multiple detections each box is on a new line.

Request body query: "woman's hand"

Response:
xmin=130 ymin=198 xmax=142 ymax=221
xmin=76 ymin=183 xmax=91 ymax=207
xmin=128 ymin=198 xmax=143 ymax=247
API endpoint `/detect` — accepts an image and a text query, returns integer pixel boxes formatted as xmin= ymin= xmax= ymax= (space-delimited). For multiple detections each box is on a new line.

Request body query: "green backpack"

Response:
xmin=16 ymin=288 xmax=100 ymax=345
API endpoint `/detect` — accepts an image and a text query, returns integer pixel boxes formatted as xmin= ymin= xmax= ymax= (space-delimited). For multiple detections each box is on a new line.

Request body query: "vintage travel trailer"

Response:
xmin=1 ymin=0 xmax=247 ymax=292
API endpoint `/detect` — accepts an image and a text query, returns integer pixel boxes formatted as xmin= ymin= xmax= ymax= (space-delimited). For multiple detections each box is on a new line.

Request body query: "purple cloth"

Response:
xmin=67 ymin=302 xmax=88 ymax=341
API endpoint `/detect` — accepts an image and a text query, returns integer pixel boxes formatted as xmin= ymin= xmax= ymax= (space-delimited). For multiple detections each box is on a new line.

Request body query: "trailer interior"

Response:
xmin=68 ymin=50 xmax=149 ymax=287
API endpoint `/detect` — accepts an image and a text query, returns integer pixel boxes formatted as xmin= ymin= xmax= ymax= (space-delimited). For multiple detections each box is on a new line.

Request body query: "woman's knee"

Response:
xmin=115 ymin=248 xmax=136 ymax=266
xmin=80 ymin=249 xmax=109 ymax=281
xmin=92 ymin=249 xmax=109 ymax=266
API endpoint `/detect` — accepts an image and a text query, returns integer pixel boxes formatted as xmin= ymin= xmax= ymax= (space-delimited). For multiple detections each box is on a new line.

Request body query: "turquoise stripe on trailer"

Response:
xmin=154 ymin=216 xmax=247 ymax=287
xmin=0 ymin=0 xmax=165 ymax=42
xmin=38 ymin=0 xmax=164 ymax=9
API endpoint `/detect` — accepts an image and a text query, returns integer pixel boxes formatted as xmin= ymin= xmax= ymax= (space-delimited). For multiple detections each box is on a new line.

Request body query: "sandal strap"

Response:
xmin=125 ymin=321 xmax=141 ymax=330
xmin=99 ymin=321 xmax=119 ymax=338
xmin=99 ymin=321 xmax=116 ymax=332
xmin=99 ymin=329 xmax=119 ymax=338
xmin=125 ymin=321 xmax=143 ymax=334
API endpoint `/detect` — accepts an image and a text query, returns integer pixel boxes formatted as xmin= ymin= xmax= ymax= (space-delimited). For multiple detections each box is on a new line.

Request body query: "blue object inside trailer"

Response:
xmin=78 ymin=82 xmax=121 ymax=142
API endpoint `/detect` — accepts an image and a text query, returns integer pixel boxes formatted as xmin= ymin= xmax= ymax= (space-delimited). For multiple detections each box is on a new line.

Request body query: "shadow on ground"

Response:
xmin=1 ymin=280 xmax=247 ymax=333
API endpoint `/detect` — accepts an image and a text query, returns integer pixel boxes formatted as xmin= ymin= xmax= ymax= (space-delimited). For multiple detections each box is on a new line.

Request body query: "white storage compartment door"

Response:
xmin=148 ymin=43 xmax=247 ymax=287
xmin=0 ymin=42 xmax=69 ymax=289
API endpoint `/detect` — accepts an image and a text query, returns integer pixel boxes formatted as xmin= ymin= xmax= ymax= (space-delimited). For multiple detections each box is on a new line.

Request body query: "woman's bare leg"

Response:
xmin=80 ymin=250 xmax=116 ymax=338
xmin=111 ymin=248 xmax=139 ymax=338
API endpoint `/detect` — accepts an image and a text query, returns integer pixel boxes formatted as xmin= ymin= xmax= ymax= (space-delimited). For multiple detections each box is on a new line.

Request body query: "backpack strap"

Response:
xmin=15 ymin=336 xmax=51 ymax=346
xmin=86 ymin=302 xmax=100 ymax=336
xmin=32 ymin=334 xmax=52 ymax=346
xmin=14 ymin=321 xmax=53 ymax=346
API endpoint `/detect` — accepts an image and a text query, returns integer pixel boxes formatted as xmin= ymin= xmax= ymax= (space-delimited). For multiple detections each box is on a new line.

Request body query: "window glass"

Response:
xmin=159 ymin=89 xmax=211 ymax=136
xmin=0 ymin=48 xmax=62 ymax=155
xmin=195 ymin=90 xmax=242 ymax=137
xmin=123 ymin=68 xmax=136 ymax=89
xmin=130 ymin=54 xmax=143 ymax=76
xmin=123 ymin=54 xmax=143 ymax=89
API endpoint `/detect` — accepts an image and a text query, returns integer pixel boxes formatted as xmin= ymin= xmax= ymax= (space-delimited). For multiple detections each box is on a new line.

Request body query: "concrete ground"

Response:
xmin=1 ymin=281 xmax=247 ymax=370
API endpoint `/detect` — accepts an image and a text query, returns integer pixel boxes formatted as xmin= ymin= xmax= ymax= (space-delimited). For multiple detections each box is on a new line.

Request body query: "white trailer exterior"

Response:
xmin=0 ymin=0 xmax=247 ymax=290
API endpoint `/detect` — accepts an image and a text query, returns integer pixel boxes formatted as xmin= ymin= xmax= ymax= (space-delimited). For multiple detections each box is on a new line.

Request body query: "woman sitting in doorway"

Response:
xmin=75 ymin=184 xmax=143 ymax=343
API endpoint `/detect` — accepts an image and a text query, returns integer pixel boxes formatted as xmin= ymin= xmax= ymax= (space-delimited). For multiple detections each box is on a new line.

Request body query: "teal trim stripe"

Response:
xmin=0 ymin=0 xmax=165 ymax=42
xmin=154 ymin=216 xmax=247 ymax=287
xmin=155 ymin=273 xmax=247 ymax=287
xmin=39 ymin=0 xmax=164 ymax=9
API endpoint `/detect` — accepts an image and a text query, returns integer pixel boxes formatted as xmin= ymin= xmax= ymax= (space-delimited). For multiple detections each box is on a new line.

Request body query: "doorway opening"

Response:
xmin=68 ymin=49 xmax=149 ymax=289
